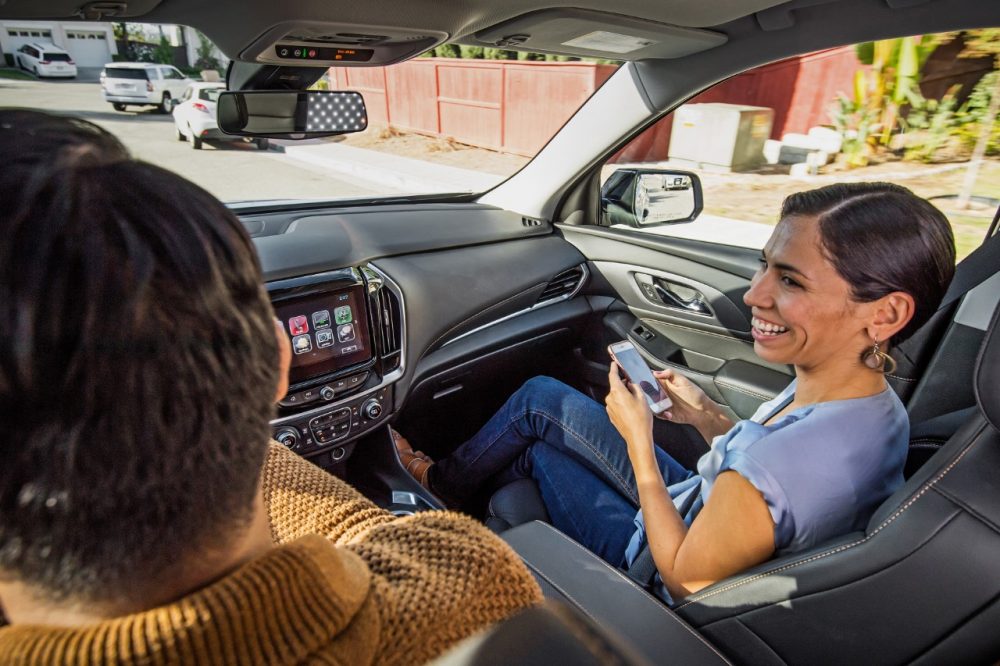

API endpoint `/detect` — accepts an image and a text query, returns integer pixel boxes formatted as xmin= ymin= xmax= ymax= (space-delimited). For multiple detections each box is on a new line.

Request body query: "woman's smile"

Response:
xmin=750 ymin=316 xmax=788 ymax=340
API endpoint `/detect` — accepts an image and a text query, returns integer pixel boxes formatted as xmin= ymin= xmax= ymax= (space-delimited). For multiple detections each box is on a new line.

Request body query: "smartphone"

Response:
xmin=608 ymin=340 xmax=673 ymax=414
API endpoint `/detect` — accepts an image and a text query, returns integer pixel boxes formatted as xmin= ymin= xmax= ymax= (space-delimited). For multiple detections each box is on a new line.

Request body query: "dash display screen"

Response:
xmin=274 ymin=286 xmax=372 ymax=384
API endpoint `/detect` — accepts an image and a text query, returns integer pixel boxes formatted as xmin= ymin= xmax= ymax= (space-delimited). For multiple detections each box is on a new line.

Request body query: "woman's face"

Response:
xmin=743 ymin=214 xmax=873 ymax=371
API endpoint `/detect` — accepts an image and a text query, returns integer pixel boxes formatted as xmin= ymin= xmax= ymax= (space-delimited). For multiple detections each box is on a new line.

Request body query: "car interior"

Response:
xmin=3 ymin=0 xmax=1000 ymax=662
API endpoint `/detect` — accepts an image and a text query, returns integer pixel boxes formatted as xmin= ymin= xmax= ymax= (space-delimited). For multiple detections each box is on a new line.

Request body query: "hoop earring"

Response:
xmin=861 ymin=336 xmax=897 ymax=374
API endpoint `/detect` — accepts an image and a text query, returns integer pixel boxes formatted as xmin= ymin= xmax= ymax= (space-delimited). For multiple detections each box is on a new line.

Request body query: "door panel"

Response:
xmin=562 ymin=226 xmax=793 ymax=421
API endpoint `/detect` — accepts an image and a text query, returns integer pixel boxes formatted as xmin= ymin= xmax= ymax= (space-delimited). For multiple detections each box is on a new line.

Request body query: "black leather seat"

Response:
xmin=496 ymin=303 xmax=1000 ymax=663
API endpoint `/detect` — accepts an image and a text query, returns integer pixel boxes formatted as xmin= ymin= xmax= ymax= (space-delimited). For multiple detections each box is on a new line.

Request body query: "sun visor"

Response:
xmin=465 ymin=9 xmax=727 ymax=61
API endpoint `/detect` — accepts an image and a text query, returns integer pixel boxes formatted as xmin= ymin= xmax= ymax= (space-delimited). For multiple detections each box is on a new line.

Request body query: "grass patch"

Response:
xmin=0 ymin=69 xmax=34 ymax=81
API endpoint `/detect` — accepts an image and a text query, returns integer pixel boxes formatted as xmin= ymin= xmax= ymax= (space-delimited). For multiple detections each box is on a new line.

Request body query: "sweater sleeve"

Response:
xmin=345 ymin=511 xmax=543 ymax=665
xmin=261 ymin=441 xmax=397 ymax=544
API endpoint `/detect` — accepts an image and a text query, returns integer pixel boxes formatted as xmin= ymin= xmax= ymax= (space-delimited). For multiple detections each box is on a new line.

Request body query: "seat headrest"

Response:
xmin=975 ymin=302 xmax=1000 ymax=431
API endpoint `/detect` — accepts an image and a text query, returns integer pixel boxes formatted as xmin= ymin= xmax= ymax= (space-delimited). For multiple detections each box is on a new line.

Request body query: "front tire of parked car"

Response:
xmin=191 ymin=134 xmax=203 ymax=150
xmin=255 ymin=138 xmax=270 ymax=151
xmin=159 ymin=93 xmax=174 ymax=114
xmin=112 ymin=103 xmax=127 ymax=112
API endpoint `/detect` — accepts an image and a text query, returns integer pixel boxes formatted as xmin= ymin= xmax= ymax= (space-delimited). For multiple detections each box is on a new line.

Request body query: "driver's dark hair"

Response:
xmin=781 ymin=182 xmax=955 ymax=345
xmin=0 ymin=110 xmax=279 ymax=602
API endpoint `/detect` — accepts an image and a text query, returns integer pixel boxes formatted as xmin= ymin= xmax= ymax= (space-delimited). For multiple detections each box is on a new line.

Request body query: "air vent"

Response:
xmin=537 ymin=265 xmax=586 ymax=303
xmin=522 ymin=217 xmax=544 ymax=227
xmin=371 ymin=284 xmax=402 ymax=368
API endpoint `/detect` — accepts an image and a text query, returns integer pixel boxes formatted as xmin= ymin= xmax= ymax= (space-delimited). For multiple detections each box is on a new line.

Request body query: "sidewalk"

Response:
xmin=275 ymin=139 xmax=503 ymax=194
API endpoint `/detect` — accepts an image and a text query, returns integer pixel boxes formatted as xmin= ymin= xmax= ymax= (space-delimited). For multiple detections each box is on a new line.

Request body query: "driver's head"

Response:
xmin=0 ymin=110 xmax=280 ymax=604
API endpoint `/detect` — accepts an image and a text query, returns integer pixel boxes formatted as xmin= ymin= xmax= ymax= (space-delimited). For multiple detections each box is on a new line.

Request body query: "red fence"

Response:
xmin=329 ymin=58 xmax=617 ymax=156
xmin=613 ymin=46 xmax=863 ymax=163
xmin=331 ymin=47 xmax=861 ymax=160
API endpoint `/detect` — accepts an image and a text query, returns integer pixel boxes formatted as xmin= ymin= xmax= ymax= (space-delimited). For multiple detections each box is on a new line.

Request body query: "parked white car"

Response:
xmin=101 ymin=63 xmax=191 ymax=113
xmin=15 ymin=43 xmax=77 ymax=78
xmin=172 ymin=82 xmax=270 ymax=150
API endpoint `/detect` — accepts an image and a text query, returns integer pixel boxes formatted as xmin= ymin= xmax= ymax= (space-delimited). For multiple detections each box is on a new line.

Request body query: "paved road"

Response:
xmin=0 ymin=78 xmax=382 ymax=202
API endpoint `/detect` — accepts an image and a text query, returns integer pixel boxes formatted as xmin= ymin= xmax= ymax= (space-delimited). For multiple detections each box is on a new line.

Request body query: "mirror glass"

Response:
xmin=600 ymin=169 xmax=701 ymax=227
xmin=217 ymin=90 xmax=367 ymax=138
xmin=634 ymin=173 xmax=695 ymax=225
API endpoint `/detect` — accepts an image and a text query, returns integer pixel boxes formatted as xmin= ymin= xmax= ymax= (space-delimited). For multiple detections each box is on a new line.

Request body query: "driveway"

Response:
xmin=0 ymin=78 xmax=386 ymax=202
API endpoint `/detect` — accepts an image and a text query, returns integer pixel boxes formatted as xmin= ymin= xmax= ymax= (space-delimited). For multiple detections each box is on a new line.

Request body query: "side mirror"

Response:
xmin=600 ymin=169 xmax=703 ymax=228
xmin=217 ymin=90 xmax=367 ymax=140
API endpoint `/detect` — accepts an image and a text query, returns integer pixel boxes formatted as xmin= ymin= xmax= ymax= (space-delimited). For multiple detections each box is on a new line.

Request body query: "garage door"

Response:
xmin=5 ymin=27 xmax=54 ymax=58
xmin=65 ymin=30 xmax=111 ymax=67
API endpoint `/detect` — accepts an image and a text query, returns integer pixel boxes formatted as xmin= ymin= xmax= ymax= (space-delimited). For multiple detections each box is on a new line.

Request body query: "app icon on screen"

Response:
xmin=288 ymin=316 xmax=309 ymax=336
xmin=292 ymin=334 xmax=312 ymax=354
xmin=334 ymin=306 xmax=353 ymax=325
xmin=337 ymin=323 xmax=355 ymax=343
xmin=312 ymin=310 xmax=331 ymax=329
xmin=316 ymin=329 xmax=334 ymax=348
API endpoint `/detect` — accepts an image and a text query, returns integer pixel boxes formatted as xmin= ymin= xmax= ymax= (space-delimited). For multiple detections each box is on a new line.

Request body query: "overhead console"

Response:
xmin=241 ymin=21 xmax=448 ymax=67
xmin=268 ymin=265 xmax=403 ymax=461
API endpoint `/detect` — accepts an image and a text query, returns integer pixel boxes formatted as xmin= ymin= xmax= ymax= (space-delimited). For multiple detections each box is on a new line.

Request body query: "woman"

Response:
xmin=397 ymin=182 xmax=956 ymax=603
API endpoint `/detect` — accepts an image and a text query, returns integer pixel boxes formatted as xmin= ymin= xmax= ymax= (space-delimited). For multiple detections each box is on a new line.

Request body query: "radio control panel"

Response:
xmin=271 ymin=385 xmax=392 ymax=456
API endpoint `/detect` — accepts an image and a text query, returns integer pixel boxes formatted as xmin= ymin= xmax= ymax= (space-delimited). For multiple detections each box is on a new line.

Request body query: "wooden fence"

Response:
xmin=329 ymin=58 xmax=617 ymax=156
xmin=330 ymin=47 xmax=862 ymax=160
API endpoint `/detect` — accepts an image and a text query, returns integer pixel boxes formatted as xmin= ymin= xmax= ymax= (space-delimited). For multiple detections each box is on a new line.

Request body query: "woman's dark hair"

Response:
xmin=781 ymin=182 xmax=955 ymax=345
xmin=0 ymin=110 xmax=279 ymax=601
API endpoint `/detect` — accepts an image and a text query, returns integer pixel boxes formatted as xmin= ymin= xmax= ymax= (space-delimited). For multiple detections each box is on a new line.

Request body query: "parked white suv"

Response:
xmin=15 ymin=43 xmax=77 ymax=78
xmin=101 ymin=63 xmax=192 ymax=113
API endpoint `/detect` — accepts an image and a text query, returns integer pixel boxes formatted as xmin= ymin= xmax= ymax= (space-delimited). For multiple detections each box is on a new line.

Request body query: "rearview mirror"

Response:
xmin=217 ymin=90 xmax=367 ymax=139
xmin=600 ymin=169 xmax=703 ymax=227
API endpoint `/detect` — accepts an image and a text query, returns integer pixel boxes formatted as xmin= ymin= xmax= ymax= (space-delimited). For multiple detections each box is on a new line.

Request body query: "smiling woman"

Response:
xmin=397 ymin=181 xmax=956 ymax=604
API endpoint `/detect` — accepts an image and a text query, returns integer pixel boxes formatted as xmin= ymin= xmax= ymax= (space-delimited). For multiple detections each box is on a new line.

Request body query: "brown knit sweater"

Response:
xmin=0 ymin=443 xmax=542 ymax=665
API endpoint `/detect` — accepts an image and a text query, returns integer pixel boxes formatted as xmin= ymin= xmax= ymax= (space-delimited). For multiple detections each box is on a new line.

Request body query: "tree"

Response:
xmin=154 ymin=34 xmax=173 ymax=65
xmin=955 ymin=29 xmax=1000 ymax=209
xmin=194 ymin=30 xmax=221 ymax=71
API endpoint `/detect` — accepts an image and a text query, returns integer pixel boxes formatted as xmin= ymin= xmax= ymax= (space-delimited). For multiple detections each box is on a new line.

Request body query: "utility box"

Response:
xmin=668 ymin=103 xmax=774 ymax=173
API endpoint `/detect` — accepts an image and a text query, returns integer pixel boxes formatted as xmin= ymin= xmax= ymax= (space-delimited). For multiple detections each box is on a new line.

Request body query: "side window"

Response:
xmin=599 ymin=30 xmax=999 ymax=262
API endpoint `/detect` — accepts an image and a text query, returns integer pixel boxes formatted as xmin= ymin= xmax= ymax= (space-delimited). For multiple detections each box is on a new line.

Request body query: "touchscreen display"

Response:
xmin=274 ymin=286 xmax=372 ymax=384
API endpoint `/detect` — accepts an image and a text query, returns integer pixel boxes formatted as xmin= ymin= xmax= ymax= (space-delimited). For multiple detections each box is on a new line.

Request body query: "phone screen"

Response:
xmin=610 ymin=341 xmax=672 ymax=412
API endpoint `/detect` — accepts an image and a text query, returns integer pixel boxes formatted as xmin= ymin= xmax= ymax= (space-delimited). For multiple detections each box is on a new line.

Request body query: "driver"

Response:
xmin=0 ymin=110 xmax=541 ymax=664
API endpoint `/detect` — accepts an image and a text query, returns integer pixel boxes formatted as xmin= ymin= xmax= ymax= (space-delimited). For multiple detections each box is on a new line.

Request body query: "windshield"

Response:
xmin=0 ymin=24 xmax=620 ymax=204
xmin=44 ymin=53 xmax=73 ymax=62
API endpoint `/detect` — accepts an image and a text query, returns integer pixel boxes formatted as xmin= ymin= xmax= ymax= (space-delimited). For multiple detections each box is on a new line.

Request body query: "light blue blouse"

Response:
xmin=624 ymin=378 xmax=908 ymax=604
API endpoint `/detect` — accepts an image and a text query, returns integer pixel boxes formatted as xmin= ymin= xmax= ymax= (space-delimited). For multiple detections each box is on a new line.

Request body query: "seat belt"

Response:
xmin=624 ymin=545 xmax=659 ymax=589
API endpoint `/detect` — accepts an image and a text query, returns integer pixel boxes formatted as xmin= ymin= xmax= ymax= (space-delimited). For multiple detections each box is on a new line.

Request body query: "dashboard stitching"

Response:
xmin=425 ymin=282 xmax=547 ymax=352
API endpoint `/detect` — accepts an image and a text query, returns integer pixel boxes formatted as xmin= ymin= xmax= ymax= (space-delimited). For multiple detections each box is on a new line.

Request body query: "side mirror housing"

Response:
xmin=600 ymin=169 xmax=703 ymax=228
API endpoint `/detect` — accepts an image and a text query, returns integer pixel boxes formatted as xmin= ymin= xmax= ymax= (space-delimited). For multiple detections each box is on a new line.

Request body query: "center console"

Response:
xmin=268 ymin=264 xmax=403 ymax=461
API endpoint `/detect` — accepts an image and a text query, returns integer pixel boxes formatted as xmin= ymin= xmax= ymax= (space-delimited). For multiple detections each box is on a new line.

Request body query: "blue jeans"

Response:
xmin=428 ymin=376 xmax=694 ymax=566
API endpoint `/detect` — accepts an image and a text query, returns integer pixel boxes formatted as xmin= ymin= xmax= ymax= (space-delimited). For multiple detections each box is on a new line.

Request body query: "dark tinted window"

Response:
xmin=44 ymin=53 xmax=72 ymax=62
xmin=198 ymin=88 xmax=222 ymax=102
xmin=104 ymin=68 xmax=149 ymax=80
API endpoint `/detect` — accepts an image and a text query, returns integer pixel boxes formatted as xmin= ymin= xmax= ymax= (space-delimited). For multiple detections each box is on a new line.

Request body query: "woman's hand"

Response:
xmin=605 ymin=364 xmax=656 ymax=469
xmin=653 ymin=368 xmax=733 ymax=443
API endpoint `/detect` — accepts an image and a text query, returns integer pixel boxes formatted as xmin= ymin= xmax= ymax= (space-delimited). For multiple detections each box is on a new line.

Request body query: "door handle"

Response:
xmin=653 ymin=283 xmax=711 ymax=315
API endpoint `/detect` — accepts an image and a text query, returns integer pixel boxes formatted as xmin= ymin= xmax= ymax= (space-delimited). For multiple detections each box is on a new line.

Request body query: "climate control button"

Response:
xmin=362 ymin=398 xmax=383 ymax=420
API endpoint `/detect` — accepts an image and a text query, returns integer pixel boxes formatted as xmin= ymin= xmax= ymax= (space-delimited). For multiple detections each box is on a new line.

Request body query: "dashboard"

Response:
xmin=251 ymin=201 xmax=589 ymax=461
